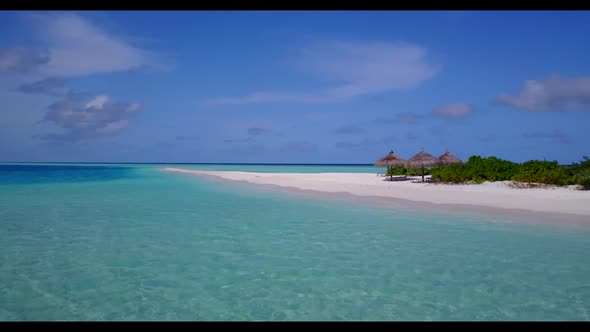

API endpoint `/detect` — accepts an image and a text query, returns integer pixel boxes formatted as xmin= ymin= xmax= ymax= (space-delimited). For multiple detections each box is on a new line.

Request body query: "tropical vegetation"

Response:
xmin=427 ymin=155 xmax=590 ymax=189
xmin=386 ymin=166 xmax=428 ymax=177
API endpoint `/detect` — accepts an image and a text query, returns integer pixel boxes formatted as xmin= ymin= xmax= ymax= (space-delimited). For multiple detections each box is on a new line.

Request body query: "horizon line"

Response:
xmin=0 ymin=162 xmax=377 ymax=166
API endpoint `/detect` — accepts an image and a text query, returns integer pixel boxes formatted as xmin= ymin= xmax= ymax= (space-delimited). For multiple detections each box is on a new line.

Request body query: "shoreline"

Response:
xmin=162 ymin=167 xmax=590 ymax=228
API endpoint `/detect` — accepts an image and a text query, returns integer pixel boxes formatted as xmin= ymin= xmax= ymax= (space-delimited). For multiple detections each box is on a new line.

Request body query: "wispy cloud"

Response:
xmin=433 ymin=103 xmax=473 ymax=119
xmin=17 ymin=76 xmax=66 ymax=95
xmin=332 ymin=125 xmax=365 ymax=135
xmin=204 ymin=41 xmax=439 ymax=105
xmin=36 ymin=92 xmax=141 ymax=142
xmin=496 ymin=75 xmax=590 ymax=112
xmin=524 ymin=129 xmax=570 ymax=143
xmin=0 ymin=47 xmax=50 ymax=74
xmin=22 ymin=13 xmax=164 ymax=77
xmin=375 ymin=112 xmax=423 ymax=125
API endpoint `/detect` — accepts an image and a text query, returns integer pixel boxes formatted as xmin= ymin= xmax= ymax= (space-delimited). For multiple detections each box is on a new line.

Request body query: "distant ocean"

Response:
xmin=1 ymin=163 xmax=589 ymax=321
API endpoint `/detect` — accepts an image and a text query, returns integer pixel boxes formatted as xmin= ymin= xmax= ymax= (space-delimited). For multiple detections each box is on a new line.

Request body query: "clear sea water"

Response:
xmin=1 ymin=163 xmax=589 ymax=321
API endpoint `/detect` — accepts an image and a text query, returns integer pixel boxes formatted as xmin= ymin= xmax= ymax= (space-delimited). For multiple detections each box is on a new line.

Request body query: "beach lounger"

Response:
xmin=384 ymin=175 xmax=408 ymax=181
xmin=411 ymin=176 xmax=433 ymax=183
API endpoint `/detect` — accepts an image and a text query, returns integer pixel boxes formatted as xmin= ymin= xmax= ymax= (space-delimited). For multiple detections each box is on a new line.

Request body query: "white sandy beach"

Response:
xmin=162 ymin=168 xmax=590 ymax=218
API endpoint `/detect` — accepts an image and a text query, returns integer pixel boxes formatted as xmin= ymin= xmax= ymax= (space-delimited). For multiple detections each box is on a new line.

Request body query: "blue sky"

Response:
xmin=1 ymin=11 xmax=589 ymax=164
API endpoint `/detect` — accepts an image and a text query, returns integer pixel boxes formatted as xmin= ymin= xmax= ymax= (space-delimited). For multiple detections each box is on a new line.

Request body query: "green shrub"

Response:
xmin=463 ymin=155 xmax=521 ymax=182
xmin=386 ymin=166 xmax=430 ymax=177
xmin=512 ymin=160 xmax=574 ymax=186
xmin=388 ymin=166 xmax=407 ymax=176
xmin=385 ymin=167 xmax=394 ymax=177
xmin=430 ymin=164 xmax=472 ymax=183
xmin=405 ymin=167 xmax=430 ymax=176
xmin=573 ymin=168 xmax=590 ymax=189
xmin=431 ymin=156 xmax=519 ymax=184
xmin=427 ymin=155 xmax=588 ymax=187
xmin=571 ymin=156 xmax=590 ymax=174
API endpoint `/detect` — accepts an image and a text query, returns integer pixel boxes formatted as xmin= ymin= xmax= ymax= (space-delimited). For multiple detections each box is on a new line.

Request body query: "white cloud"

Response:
xmin=26 ymin=13 xmax=161 ymax=77
xmin=496 ymin=75 xmax=590 ymax=112
xmin=433 ymin=103 xmax=473 ymax=119
xmin=127 ymin=103 xmax=141 ymax=112
xmin=96 ymin=119 xmax=129 ymax=133
xmin=0 ymin=47 xmax=50 ymax=74
xmin=38 ymin=92 xmax=142 ymax=142
xmin=17 ymin=76 xmax=65 ymax=94
xmin=85 ymin=95 xmax=110 ymax=109
xmin=204 ymin=41 xmax=439 ymax=105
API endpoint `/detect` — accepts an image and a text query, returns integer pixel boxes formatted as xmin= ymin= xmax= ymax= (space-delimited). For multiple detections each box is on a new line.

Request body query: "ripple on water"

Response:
xmin=0 ymin=166 xmax=589 ymax=320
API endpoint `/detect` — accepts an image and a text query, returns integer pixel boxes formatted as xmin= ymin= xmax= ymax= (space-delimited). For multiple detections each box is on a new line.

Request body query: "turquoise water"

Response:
xmin=1 ymin=164 xmax=589 ymax=321
xmin=1 ymin=163 xmax=386 ymax=174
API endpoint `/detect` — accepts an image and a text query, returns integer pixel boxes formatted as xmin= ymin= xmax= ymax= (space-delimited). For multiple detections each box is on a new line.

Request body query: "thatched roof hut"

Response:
xmin=374 ymin=150 xmax=406 ymax=168
xmin=438 ymin=150 xmax=462 ymax=165
xmin=405 ymin=149 xmax=441 ymax=182
xmin=406 ymin=149 xmax=441 ymax=168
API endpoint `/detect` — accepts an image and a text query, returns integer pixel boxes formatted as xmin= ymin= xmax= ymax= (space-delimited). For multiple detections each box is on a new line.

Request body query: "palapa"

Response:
xmin=374 ymin=150 xmax=406 ymax=180
xmin=405 ymin=149 xmax=441 ymax=182
xmin=438 ymin=150 xmax=462 ymax=166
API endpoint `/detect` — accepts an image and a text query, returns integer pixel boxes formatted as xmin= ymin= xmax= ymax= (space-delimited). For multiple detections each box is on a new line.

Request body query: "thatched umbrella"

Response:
xmin=374 ymin=150 xmax=406 ymax=180
xmin=438 ymin=150 xmax=462 ymax=166
xmin=406 ymin=148 xmax=441 ymax=182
